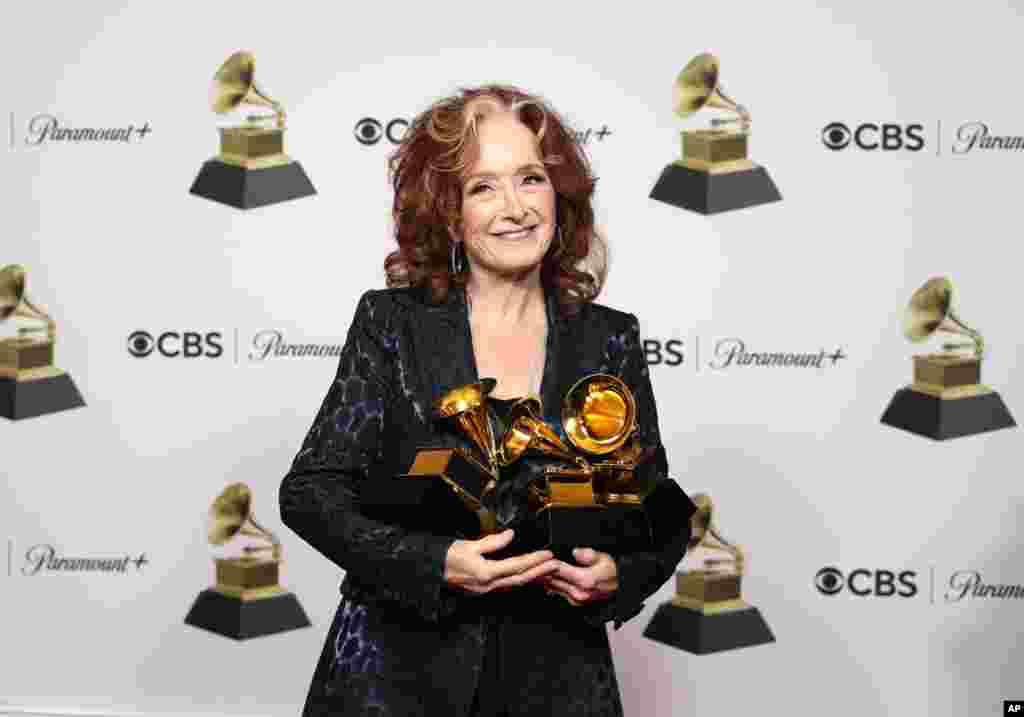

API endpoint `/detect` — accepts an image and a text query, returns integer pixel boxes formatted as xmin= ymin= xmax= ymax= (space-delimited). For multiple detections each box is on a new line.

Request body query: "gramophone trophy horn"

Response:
xmin=643 ymin=492 xmax=775 ymax=654
xmin=185 ymin=482 xmax=310 ymax=640
xmin=210 ymin=51 xmax=285 ymax=128
xmin=435 ymin=378 xmax=501 ymax=476
xmin=0 ymin=264 xmax=85 ymax=420
xmin=650 ymin=52 xmax=781 ymax=215
xmin=902 ymin=277 xmax=983 ymax=356
xmin=207 ymin=482 xmax=281 ymax=559
xmin=671 ymin=53 xmax=749 ymax=130
xmin=562 ymin=373 xmax=637 ymax=456
xmin=499 ymin=394 xmax=580 ymax=467
xmin=190 ymin=50 xmax=316 ymax=210
xmin=881 ymin=276 xmax=1015 ymax=440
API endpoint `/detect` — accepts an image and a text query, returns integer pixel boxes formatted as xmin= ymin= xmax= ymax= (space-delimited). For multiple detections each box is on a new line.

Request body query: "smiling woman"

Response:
xmin=280 ymin=84 xmax=694 ymax=717
xmin=384 ymin=86 xmax=606 ymax=313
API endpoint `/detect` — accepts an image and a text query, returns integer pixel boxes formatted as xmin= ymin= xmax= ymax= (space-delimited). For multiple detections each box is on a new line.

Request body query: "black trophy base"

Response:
xmin=643 ymin=602 xmax=775 ymax=655
xmin=0 ymin=373 xmax=86 ymax=421
xmin=490 ymin=504 xmax=654 ymax=562
xmin=184 ymin=589 xmax=311 ymax=640
xmin=189 ymin=159 xmax=316 ymax=209
xmin=360 ymin=476 xmax=485 ymax=539
xmin=881 ymin=388 xmax=1016 ymax=440
xmin=649 ymin=162 xmax=781 ymax=215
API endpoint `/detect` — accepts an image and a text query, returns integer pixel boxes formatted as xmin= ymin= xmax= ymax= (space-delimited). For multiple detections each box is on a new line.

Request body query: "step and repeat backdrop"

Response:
xmin=3 ymin=2 xmax=1023 ymax=716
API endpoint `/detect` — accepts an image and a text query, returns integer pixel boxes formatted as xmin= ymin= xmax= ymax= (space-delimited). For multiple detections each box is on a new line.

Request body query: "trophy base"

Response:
xmin=189 ymin=159 xmax=316 ymax=209
xmin=881 ymin=387 xmax=1016 ymax=440
xmin=0 ymin=371 xmax=86 ymax=420
xmin=360 ymin=474 xmax=487 ymax=539
xmin=642 ymin=601 xmax=775 ymax=654
xmin=649 ymin=162 xmax=781 ymax=215
xmin=184 ymin=588 xmax=311 ymax=640
xmin=490 ymin=504 xmax=654 ymax=562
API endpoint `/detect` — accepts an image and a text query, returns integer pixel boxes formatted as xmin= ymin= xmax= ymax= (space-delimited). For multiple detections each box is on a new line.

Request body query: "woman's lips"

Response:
xmin=491 ymin=225 xmax=537 ymax=240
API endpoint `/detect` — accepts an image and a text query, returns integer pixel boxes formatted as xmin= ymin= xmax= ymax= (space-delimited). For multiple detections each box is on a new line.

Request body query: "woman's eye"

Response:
xmin=524 ymin=174 xmax=547 ymax=185
xmin=468 ymin=183 xmax=492 ymax=195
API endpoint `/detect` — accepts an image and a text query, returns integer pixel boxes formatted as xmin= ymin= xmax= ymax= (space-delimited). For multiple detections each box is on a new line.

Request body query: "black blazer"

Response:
xmin=280 ymin=284 xmax=695 ymax=717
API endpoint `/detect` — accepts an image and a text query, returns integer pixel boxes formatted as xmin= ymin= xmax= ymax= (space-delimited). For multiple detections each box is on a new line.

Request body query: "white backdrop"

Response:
xmin=2 ymin=1 xmax=1023 ymax=715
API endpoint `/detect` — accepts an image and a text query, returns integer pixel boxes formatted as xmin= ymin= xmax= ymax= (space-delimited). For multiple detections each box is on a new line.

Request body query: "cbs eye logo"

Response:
xmin=127 ymin=331 xmax=224 ymax=359
xmin=353 ymin=117 xmax=410 ymax=146
xmin=821 ymin=122 xmax=925 ymax=151
xmin=814 ymin=566 xmax=918 ymax=597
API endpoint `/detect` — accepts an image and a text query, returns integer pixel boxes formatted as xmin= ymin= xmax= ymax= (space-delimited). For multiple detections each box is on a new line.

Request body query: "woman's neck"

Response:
xmin=465 ymin=266 xmax=546 ymax=327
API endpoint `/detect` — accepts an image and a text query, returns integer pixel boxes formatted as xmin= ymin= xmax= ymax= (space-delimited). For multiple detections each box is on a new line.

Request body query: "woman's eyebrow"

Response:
xmin=464 ymin=163 xmax=547 ymax=182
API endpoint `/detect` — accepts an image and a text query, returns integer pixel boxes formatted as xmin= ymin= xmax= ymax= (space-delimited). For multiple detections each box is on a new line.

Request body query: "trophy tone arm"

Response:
xmin=279 ymin=291 xmax=459 ymax=623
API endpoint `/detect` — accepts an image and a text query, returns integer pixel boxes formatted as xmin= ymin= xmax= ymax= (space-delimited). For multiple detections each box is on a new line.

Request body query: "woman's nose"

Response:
xmin=501 ymin=187 xmax=528 ymax=220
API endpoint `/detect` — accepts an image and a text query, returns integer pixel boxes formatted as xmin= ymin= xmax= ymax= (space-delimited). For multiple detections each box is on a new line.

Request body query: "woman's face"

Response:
xmin=457 ymin=111 xmax=556 ymax=279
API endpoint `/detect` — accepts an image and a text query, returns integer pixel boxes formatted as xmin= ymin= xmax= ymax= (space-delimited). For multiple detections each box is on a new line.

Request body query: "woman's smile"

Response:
xmin=491 ymin=225 xmax=539 ymax=240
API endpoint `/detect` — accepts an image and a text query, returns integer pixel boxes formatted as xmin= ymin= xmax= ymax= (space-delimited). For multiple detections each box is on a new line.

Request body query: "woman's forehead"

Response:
xmin=468 ymin=115 xmax=543 ymax=171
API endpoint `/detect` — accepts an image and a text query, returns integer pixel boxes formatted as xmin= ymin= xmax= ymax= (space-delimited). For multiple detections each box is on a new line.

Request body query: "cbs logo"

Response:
xmin=127 ymin=331 xmax=224 ymax=359
xmin=814 ymin=566 xmax=917 ymax=597
xmin=354 ymin=117 xmax=410 ymax=146
xmin=821 ymin=122 xmax=925 ymax=151
xmin=643 ymin=339 xmax=685 ymax=367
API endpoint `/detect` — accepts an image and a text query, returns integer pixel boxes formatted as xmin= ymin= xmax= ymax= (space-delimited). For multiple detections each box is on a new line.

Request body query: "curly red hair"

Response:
xmin=384 ymin=85 xmax=607 ymax=316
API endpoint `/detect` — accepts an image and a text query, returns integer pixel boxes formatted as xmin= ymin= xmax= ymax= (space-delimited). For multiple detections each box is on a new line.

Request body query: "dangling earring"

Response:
xmin=450 ymin=241 xmax=464 ymax=274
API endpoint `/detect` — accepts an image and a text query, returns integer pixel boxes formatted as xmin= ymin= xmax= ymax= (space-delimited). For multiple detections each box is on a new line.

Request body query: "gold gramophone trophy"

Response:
xmin=189 ymin=50 xmax=316 ymax=209
xmin=185 ymin=483 xmax=310 ymax=640
xmin=360 ymin=378 xmax=502 ymax=540
xmin=644 ymin=493 xmax=774 ymax=654
xmin=881 ymin=276 xmax=1015 ymax=440
xmin=0 ymin=264 xmax=85 ymax=420
xmin=490 ymin=374 xmax=695 ymax=561
xmin=649 ymin=53 xmax=781 ymax=214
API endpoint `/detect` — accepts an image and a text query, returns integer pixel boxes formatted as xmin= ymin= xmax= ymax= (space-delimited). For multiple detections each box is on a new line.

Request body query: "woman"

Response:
xmin=280 ymin=85 xmax=695 ymax=717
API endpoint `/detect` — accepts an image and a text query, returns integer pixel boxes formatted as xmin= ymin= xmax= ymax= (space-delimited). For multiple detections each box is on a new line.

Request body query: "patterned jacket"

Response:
xmin=279 ymin=284 xmax=695 ymax=716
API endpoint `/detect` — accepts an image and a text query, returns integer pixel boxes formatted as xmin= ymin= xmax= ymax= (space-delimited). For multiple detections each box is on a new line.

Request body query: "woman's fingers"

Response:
xmin=485 ymin=559 xmax=560 ymax=592
xmin=480 ymin=549 xmax=555 ymax=582
xmin=544 ymin=576 xmax=591 ymax=602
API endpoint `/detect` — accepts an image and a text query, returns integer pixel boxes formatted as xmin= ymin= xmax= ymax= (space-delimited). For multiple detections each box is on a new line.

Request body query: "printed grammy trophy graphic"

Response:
xmin=185 ymin=483 xmax=310 ymax=640
xmin=649 ymin=52 xmax=781 ymax=214
xmin=190 ymin=50 xmax=316 ymax=209
xmin=880 ymin=276 xmax=1015 ymax=440
xmin=0 ymin=264 xmax=85 ymax=420
xmin=644 ymin=493 xmax=774 ymax=654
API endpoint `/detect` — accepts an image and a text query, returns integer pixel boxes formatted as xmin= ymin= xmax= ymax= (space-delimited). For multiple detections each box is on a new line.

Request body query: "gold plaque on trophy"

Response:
xmin=189 ymin=51 xmax=316 ymax=209
xmin=184 ymin=483 xmax=310 ymax=640
xmin=881 ymin=276 xmax=1015 ymax=439
xmin=650 ymin=52 xmax=781 ymax=214
xmin=644 ymin=493 xmax=774 ymax=654
xmin=0 ymin=264 xmax=85 ymax=420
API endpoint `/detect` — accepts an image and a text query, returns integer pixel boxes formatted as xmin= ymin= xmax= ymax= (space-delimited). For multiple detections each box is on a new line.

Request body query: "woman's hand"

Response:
xmin=444 ymin=529 xmax=560 ymax=595
xmin=538 ymin=547 xmax=618 ymax=606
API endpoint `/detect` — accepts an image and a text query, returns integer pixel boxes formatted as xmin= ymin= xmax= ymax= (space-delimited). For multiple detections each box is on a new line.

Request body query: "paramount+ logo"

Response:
xmin=821 ymin=122 xmax=925 ymax=151
xmin=814 ymin=566 xmax=917 ymax=598
xmin=127 ymin=331 xmax=224 ymax=359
